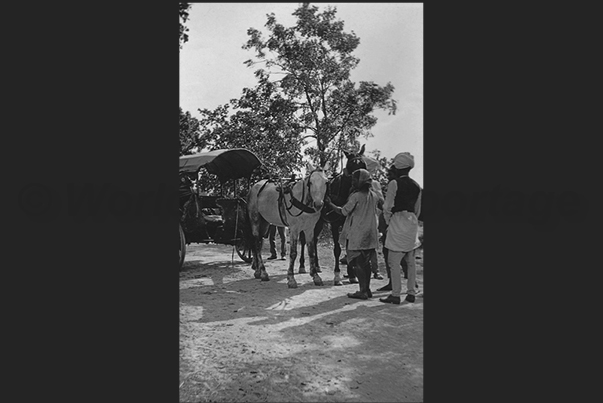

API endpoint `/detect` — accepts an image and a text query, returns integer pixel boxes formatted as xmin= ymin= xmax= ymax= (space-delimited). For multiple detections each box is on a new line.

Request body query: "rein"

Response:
xmin=284 ymin=175 xmax=315 ymax=215
xmin=321 ymin=155 xmax=365 ymax=224
xmin=274 ymin=170 xmax=323 ymax=227
xmin=321 ymin=178 xmax=343 ymax=224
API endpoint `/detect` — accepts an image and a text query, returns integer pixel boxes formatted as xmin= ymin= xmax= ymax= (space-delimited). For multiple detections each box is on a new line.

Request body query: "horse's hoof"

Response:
xmin=313 ymin=276 xmax=323 ymax=286
xmin=298 ymin=267 xmax=307 ymax=274
xmin=288 ymin=281 xmax=298 ymax=289
xmin=333 ymin=280 xmax=343 ymax=286
xmin=261 ymin=275 xmax=270 ymax=282
xmin=254 ymin=271 xmax=262 ymax=279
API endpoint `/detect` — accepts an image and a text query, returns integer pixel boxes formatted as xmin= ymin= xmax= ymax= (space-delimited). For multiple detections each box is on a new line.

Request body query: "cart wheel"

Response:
xmin=179 ymin=222 xmax=186 ymax=270
xmin=236 ymin=236 xmax=252 ymax=263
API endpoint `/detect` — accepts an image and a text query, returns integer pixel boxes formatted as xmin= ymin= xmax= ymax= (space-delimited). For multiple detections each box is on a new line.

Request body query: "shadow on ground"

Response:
xmin=179 ymin=242 xmax=423 ymax=402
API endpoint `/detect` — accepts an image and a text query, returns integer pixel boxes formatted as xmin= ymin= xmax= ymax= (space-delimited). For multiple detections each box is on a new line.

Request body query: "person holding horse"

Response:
xmin=364 ymin=157 xmax=386 ymax=281
xmin=343 ymin=178 xmax=385 ymax=281
xmin=325 ymin=168 xmax=384 ymax=299
xmin=379 ymin=152 xmax=422 ymax=304
xmin=338 ymin=164 xmax=385 ymax=282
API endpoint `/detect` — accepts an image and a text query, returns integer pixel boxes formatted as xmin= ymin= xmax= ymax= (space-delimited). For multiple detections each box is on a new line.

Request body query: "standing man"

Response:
xmin=377 ymin=165 xmax=421 ymax=291
xmin=379 ymin=152 xmax=422 ymax=304
xmin=267 ymin=224 xmax=287 ymax=260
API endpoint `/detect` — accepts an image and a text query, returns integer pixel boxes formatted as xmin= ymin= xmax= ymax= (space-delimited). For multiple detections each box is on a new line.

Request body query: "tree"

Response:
xmin=241 ymin=3 xmax=397 ymax=169
xmin=368 ymin=149 xmax=395 ymax=195
xmin=179 ymin=4 xmax=197 ymax=157
xmin=179 ymin=107 xmax=204 ymax=155
xmin=179 ymin=3 xmax=192 ymax=50
xmin=197 ymin=92 xmax=306 ymax=178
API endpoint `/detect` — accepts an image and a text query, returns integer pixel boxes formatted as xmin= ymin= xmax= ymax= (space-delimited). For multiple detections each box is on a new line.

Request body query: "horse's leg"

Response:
xmin=251 ymin=234 xmax=262 ymax=279
xmin=313 ymin=241 xmax=320 ymax=273
xmin=279 ymin=226 xmax=286 ymax=259
xmin=313 ymin=220 xmax=323 ymax=273
xmin=249 ymin=224 xmax=263 ymax=280
xmin=250 ymin=217 xmax=270 ymax=281
xmin=306 ymin=228 xmax=323 ymax=286
xmin=246 ymin=187 xmax=270 ymax=281
xmin=331 ymin=222 xmax=343 ymax=286
xmin=335 ymin=218 xmax=357 ymax=283
xmin=257 ymin=220 xmax=271 ymax=281
xmin=298 ymin=231 xmax=306 ymax=274
xmin=287 ymin=232 xmax=299 ymax=288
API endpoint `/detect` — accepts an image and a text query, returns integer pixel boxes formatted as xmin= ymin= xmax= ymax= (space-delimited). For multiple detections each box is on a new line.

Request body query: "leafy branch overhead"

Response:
xmin=179 ymin=3 xmax=191 ymax=50
xmin=241 ymin=3 xmax=397 ymax=167
xmin=183 ymin=3 xmax=398 ymax=177
xmin=179 ymin=107 xmax=206 ymax=156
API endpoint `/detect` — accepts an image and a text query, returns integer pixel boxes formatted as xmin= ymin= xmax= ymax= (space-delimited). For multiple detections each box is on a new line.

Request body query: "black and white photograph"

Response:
xmin=9 ymin=2 xmax=598 ymax=402
xmin=179 ymin=3 xmax=423 ymax=401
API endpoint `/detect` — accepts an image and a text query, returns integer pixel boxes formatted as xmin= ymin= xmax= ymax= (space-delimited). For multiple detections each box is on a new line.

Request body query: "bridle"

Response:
xmin=277 ymin=168 xmax=326 ymax=227
xmin=321 ymin=155 xmax=366 ymax=224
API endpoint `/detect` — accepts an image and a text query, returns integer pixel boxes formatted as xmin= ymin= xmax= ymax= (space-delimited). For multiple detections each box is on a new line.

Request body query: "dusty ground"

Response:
xmin=179 ymin=238 xmax=424 ymax=402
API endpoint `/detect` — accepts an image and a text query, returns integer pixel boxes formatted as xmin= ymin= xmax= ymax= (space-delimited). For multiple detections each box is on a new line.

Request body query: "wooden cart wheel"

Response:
xmin=235 ymin=234 xmax=252 ymax=263
xmin=179 ymin=222 xmax=186 ymax=270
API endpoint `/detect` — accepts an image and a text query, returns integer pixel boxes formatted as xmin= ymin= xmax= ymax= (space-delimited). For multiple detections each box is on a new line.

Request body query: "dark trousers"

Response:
xmin=347 ymin=248 xmax=380 ymax=279
xmin=268 ymin=225 xmax=286 ymax=257
xmin=348 ymin=250 xmax=375 ymax=296
xmin=370 ymin=252 xmax=381 ymax=276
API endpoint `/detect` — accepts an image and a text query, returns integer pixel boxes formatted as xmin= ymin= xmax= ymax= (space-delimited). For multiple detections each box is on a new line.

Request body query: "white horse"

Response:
xmin=246 ymin=163 xmax=330 ymax=288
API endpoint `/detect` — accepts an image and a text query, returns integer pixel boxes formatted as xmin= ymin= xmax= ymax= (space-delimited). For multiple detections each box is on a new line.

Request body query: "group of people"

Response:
xmin=264 ymin=151 xmax=422 ymax=305
xmin=326 ymin=151 xmax=422 ymax=304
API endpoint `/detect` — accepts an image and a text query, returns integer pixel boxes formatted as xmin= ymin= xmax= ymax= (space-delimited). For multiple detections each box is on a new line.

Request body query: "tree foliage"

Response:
xmin=241 ymin=3 xmax=397 ymax=169
xmin=179 ymin=3 xmax=191 ymax=50
xmin=179 ymin=5 xmax=200 ymax=157
xmin=179 ymin=107 xmax=203 ymax=155
xmin=197 ymin=94 xmax=305 ymax=178
xmin=189 ymin=3 xmax=398 ymax=180
xmin=367 ymin=149 xmax=395 ymax=195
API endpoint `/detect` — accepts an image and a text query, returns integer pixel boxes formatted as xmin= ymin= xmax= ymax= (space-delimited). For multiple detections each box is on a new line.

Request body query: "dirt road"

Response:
xmin=179 ymin=240 xmax=424 ymax=402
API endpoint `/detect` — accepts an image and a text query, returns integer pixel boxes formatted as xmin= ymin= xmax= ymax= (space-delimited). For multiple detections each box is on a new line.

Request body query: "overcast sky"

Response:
xmin=180 ymin=2 xmax=423 ymax=185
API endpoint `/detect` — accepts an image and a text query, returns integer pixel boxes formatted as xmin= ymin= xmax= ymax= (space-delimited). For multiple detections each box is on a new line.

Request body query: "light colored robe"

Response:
xmin=383 ymin=179 xmax=422 ymax=252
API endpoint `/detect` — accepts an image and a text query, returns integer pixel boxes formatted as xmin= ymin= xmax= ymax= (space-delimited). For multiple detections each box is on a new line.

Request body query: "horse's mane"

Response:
xmin=328 ymin=174 xmax=351 ymax=207
xmin=326 ymin=147 xmax=367 ymax=208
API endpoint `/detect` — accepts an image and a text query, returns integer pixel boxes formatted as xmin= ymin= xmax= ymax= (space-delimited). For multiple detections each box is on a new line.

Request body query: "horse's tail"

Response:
xmin=242 ymin=190 xmax=255 ymax=247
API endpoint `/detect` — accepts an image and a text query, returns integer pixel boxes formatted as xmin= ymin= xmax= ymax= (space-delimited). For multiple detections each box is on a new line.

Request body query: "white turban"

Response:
xmin=361 ymin=156 xmax=381 ymax=175
xmin=393 ymin=152 xmax=414 ymax=169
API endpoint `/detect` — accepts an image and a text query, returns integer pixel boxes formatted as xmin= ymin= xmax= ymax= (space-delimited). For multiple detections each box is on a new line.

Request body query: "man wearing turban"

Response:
xmin=379 ymin=152 xmax=422 ymax=304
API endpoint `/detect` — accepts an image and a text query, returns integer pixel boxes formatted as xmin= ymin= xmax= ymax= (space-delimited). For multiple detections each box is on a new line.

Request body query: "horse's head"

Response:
xmin=343 ymin=144 xmax=367 ymax=176
xmin=306 ymin=161 xmax=330 ymax=211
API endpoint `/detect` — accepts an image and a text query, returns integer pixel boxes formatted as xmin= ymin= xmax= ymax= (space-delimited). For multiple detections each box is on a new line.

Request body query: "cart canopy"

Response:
xmin=179 ymin=148 xmax=262 ymax=183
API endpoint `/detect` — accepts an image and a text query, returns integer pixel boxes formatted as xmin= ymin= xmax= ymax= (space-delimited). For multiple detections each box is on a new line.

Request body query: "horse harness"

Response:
xmin=321 ymin=155 xmax=366 ymax=224
xmin=257 ymin=170 xmax=322 ymax=227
